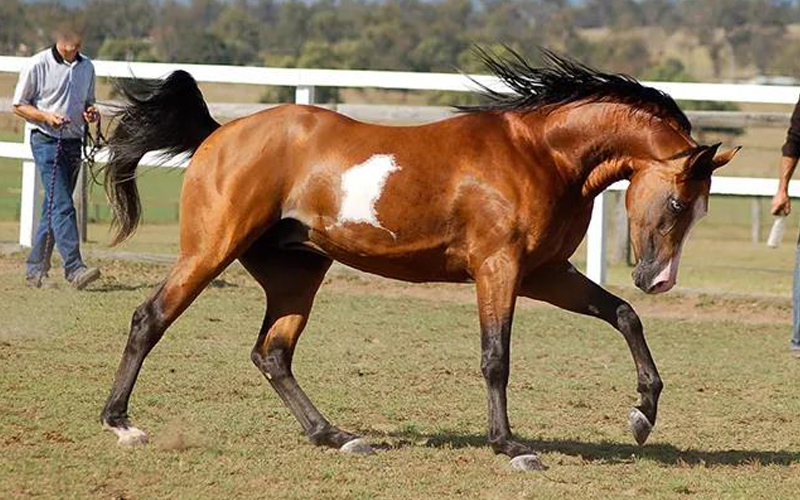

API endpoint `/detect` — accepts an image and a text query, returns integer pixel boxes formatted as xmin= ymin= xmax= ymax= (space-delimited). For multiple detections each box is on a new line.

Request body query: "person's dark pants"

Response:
xmin=793 ymin=231 xmax=800 ymax=350
xmin=25 ymin=130 xmax=86 ymax=280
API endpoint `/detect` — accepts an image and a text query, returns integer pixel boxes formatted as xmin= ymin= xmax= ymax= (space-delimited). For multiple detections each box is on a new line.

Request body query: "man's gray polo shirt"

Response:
xmin=12 ymin=46 xmax=96 ymax=139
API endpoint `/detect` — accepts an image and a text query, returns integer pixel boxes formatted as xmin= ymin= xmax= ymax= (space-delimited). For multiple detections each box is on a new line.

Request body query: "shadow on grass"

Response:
xmin=383 ymin=429 xmax=800 ymax=466
xmin=86 ymin=277 xmax=238 ymax=293
xmin=86 ymin=282 xmax=155 ymax=292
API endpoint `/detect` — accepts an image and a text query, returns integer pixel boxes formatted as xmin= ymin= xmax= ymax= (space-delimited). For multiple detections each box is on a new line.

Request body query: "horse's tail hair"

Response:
xmin=103 ymin=70 xmax=220 ymax=246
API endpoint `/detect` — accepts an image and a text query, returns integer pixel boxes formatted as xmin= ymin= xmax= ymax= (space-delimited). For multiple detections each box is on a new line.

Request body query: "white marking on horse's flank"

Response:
xmin=336 ymin=154 xmax=400 ymax=234
xmin=104 ymin=422 xmax=148 ymax=446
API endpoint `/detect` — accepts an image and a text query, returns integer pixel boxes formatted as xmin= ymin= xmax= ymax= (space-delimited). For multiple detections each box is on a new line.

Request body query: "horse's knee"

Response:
xmin=480 ymin=340 xmax=509 ymax=383
xmin=126 ymin=300 xmax=164 ymax=355
xmin=616 ymin=302 xmax=642 ymax=334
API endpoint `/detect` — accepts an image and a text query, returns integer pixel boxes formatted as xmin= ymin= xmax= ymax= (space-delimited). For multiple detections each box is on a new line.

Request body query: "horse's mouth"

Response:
xmin=633 ymin=258 xmax=677 ymax=294
xmin=647 ymin=277 xmax=675 ymax=294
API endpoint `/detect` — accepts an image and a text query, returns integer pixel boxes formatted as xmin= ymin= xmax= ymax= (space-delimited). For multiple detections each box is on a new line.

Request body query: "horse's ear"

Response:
xmin=686 ymin=143 xmax=739 ymax=180
xmin=710 ymin=145 xmax=741 ymax=170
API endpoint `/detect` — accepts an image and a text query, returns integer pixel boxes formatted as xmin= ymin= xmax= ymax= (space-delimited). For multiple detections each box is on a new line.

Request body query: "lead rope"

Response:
xmin=83 ymin=113 xmax=106 ymax=179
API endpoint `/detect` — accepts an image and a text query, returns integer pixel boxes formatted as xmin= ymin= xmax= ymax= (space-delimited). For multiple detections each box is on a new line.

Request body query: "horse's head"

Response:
xmin=626 ymin=143 xmax=739 ymax=294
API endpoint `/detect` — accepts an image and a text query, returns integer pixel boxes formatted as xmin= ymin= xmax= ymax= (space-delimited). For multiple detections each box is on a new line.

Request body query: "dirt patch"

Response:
xmin=1 ymin=251 xmax=791 ymax=325
xmin=321 ymin=266 xmax=793 ymax=326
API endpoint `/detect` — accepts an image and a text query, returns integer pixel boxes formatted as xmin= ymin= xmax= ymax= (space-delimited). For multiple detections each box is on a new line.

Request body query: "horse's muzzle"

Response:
xmin=632 ymin=259 xmax=675 ymax=294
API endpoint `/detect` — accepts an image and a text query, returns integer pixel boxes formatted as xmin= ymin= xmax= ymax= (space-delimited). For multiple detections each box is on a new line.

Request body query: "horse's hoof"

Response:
xmin=104 ymin=423 xmax=148 ymax=446
xmin=340 ymin=438 xmax=375 ymax=455
xmin=628 ymin=408 xmax=653 ymax=446
xmin=509 ymin=454 xmax=547 ymax=471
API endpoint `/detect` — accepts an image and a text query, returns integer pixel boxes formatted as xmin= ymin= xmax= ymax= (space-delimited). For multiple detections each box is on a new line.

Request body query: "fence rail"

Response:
xmin=2 ymin=56 xmax=800 ymax=285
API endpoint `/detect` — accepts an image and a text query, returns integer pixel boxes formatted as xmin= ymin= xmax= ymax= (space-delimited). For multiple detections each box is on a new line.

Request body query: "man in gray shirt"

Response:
xmin=12 ymin=24 xmax=101 ymax=289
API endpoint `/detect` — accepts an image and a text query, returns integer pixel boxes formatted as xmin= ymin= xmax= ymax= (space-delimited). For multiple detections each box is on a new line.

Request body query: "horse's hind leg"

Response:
xmin=100 ymin=253 xmax=234 ymax=445
xmin=241 ymin=248 xmax=374 ymax=455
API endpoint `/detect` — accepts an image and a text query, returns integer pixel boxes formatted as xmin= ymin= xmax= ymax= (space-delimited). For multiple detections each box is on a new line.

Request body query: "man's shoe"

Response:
xmin=69 ymin=267 xmax=101 ymax=290
xmin=791 ymin=347 xmax=800 ymax=359
xmin=25 ymin=274 xmax=43 ymax=288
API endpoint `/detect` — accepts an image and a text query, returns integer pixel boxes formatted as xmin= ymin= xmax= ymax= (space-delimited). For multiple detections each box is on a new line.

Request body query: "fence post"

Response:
xmin=611 ymin=191 xmax=628 ymax=264
xmin=18 ymin=125 xmax=40 ymax=248
xmin=751 ymin=197 xmax=762 ymax=243
xmin=295 ymin=85 xmax=316 ymax=105
xmin=73 ymin=163 xmax=88 ymax=242
xmin=586 ymin=191 xmax=608 ymax=284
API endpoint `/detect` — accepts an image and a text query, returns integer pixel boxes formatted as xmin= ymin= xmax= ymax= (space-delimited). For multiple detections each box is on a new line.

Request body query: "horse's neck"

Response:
xmin=580 ymin=156 xmax=631 ymax=198
xmin=535 ymin=105 xmax=660 ymax=200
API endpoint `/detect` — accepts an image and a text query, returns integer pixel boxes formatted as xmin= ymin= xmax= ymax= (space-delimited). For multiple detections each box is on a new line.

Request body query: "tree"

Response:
xmin=0 ymin=0 xmax=30 ymax=54
xmin=212 ymin=5 xmax=262 ymax=64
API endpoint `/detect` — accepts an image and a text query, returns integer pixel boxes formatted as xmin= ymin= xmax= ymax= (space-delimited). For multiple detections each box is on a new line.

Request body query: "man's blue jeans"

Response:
xmin=25 ymin=130 xmax=86 ymax=280
xmin=794 ymin=233 xmax=800 ymax=349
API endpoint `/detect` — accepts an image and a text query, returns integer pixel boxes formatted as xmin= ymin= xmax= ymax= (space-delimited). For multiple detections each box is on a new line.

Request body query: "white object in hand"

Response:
xmin=767 ymin=216 xmax=787 ymax=248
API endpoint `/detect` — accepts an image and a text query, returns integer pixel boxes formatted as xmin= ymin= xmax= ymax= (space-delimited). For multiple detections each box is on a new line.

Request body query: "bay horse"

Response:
xmin=99 ymin=49 xmax=738 ymax=471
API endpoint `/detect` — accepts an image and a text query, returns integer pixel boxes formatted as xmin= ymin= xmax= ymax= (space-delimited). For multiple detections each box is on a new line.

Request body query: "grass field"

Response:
xmin=3 ymin=83 xmax=800 ymax=497
xmin=1 ymin=251 xmax=799 ymax=499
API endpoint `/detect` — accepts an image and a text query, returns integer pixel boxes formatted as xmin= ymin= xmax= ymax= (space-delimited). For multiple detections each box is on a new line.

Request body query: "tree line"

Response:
xmin=2 ymin=0 xmax=800 ymax=86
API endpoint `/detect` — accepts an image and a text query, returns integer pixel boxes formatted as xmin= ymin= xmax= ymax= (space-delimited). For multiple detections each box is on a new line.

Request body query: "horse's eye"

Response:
xmin=669 ymin=198 xmax=686 ymax=213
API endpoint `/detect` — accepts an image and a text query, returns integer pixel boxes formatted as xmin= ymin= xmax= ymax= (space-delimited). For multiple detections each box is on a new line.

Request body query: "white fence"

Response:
xmin=1 ymin=56 xmax=799 ymax=285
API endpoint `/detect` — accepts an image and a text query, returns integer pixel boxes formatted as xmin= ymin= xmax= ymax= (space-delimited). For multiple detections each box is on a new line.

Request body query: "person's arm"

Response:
xmin=772 ymin=95 xmax=800 ymax=216
xmin=82 ymin=64 xmax=98 ymax=123
xmin=13 ymin=103 xmax=67 ymax=127
xmin=10 ymin=60 xmax=67 ymax=128
xmin=772 ymin=156 xmax=798 ymax=216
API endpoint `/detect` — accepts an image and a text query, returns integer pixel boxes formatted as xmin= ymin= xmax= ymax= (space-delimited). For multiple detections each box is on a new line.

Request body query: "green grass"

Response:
xmin=0 ymin=253 xmax=799 ymax=499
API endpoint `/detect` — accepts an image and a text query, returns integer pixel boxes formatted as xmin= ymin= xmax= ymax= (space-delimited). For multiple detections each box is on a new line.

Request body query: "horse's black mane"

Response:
xmin=459 ymin=47 xmax=691 ymax=133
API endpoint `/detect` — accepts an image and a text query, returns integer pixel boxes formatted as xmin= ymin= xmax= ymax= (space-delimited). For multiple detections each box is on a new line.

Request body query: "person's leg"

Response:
xmin=793 ymin=231 xmax=800 ymax=350
xmin=48 ymin=139 xmax=87 ymax=280
xmin=25 ymin=132 xmax=58 ymax=281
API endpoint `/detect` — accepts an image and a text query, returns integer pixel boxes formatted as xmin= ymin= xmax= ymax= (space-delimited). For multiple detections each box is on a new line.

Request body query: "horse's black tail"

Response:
xmin=104 ymin=70 xmax=220 ymax=245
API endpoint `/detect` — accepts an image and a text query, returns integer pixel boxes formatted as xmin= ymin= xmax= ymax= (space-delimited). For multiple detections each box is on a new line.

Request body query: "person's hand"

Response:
xmin=44 ymin=112 xmax=68 ymax=128
xmin=83 ymin=106 xmax=99 ymax=123
xmin=771 ymin=189 xmax=791 ymax=216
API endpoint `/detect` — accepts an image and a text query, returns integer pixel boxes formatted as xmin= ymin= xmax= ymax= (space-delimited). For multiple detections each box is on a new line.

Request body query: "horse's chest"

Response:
xmin=526 ymin=203 xmax=593 ymax=265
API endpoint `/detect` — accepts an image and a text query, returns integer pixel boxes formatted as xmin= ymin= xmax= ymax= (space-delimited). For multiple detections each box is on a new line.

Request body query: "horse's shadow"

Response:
xmin=376 ymin=429 xmax=800 ymax=467
xmin=85 ymin=282 xmax=154 ymax=292
xmin=85 ymin=277 xmax=239 ymax=293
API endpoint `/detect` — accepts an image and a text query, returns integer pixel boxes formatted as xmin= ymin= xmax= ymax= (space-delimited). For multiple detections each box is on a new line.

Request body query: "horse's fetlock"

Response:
xmin=308 ymin=423 xmax=334 ymax=445
xmin=651 ymin=377 xmax=664 ymax=397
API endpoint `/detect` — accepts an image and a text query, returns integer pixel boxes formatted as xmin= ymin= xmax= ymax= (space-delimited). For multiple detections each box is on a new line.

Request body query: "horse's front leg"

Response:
xmin=520 ymin=263 xmax=662 ymax=446
xmin=474 ymin=250 xmax=546 ymax=471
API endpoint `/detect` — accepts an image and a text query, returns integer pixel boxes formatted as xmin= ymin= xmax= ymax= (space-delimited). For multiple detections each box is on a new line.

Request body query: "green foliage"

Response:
xmin=641 ymin=58 xmax=694 ymax=82
xmin=97 ymin=38 xmax=157 ymax=62
xmin=4 ymin=0 xmax=800 ymax=96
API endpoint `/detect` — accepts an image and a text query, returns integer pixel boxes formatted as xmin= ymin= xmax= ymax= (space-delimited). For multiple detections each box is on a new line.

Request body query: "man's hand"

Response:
xmin=772 ymin=189 xmax=791 ymax=216
xmin=44 ymin=112 xmax=68 ymax=128
xmin=83 ymin=106 xmax=99 ymax=123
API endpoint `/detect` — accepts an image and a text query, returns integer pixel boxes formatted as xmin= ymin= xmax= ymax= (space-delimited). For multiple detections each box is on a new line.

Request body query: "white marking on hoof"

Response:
xmin=340 ymin=438 xmax=375 ymax=455
xmin=104 ymin=423 xmax=148 ymax=446
xmin=628 ymin=408 xmax=653 ymax=446
xmin=509 ymin=454 xmax=546 ymax=471
xmin=334 ymin=154 xmax=401 ymax=236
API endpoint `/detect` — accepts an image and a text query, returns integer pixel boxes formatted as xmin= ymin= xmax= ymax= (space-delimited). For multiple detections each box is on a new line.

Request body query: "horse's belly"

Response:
xmin=308 ymin=225 xmax=470 ymax=283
